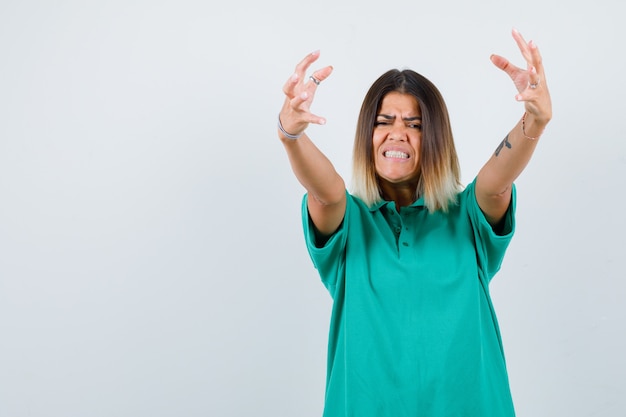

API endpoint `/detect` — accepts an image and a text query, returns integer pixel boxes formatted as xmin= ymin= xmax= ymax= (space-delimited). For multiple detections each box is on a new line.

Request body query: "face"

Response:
xmin=373 ymin=91 xmax=422 ymax=192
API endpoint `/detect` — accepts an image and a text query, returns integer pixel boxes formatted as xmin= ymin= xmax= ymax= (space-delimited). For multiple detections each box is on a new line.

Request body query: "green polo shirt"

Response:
xmin=302 ymin=179 xmax=516 ymax=417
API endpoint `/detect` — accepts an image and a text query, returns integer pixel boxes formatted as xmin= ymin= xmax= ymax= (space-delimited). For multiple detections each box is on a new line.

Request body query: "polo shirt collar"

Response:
xmin=368 ymin=195 xmax=426 ymax=212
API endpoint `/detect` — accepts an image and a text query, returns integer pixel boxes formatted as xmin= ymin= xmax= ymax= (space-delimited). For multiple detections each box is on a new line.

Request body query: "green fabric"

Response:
xmin=302 ymin=178 xmax=517 ymax=417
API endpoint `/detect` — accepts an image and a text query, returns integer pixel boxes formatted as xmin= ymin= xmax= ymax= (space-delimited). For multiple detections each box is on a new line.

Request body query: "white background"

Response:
xmin=1 ymin=1 xmax=624 ymax=416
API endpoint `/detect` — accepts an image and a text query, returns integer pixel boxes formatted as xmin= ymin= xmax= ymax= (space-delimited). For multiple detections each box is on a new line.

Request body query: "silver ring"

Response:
xmin=309 ymin=75 xmax=321 ymax=86
xmin=528 ymin=79 xmax=540 ymax=89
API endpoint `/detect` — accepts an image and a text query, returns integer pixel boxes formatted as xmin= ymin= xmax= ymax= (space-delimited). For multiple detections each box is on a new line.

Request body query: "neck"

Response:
xmin=380 ymin=184 xmax=417 ymax=210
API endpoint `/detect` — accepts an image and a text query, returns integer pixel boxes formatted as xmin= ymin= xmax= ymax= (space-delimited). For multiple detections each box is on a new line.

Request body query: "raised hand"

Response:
xmin=278 ymin=51 xmax=333 ymax=140
xmin=490 ymin=29 xmax=552 ymax=126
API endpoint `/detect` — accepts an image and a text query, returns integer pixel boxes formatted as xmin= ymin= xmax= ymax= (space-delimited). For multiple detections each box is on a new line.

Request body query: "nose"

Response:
xmin=388 ymin=123 xmax=408 ymax=141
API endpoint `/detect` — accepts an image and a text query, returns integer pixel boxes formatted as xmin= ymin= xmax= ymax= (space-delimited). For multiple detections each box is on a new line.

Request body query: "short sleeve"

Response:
xmin=463 ymin=179 xmax=516 ymax=282
xmin=301 ymin=191 xmax=351 ymax=296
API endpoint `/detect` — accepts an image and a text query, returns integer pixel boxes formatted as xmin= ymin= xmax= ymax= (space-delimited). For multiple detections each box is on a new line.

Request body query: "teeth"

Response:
xmin=384 ymin=150 xmax=409 ymax=159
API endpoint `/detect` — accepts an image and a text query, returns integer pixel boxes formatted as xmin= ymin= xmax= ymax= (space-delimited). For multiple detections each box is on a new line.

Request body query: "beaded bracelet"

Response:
xmin=521 ymin=112 xmax=542 ymax=141
xmin=277 ymin=114 xmax=302 ymax=140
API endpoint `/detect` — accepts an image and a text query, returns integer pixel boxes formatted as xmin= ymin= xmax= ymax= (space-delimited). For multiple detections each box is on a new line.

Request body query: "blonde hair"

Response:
xmin=351 ymin=69 xmax=462 ymax=212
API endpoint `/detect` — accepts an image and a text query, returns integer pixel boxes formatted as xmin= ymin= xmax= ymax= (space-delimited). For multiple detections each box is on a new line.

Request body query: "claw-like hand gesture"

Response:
xmin=490 ymin=29 xmax=552 ymax=128
xmin=278 ymin=51 xmax=333 ymax=140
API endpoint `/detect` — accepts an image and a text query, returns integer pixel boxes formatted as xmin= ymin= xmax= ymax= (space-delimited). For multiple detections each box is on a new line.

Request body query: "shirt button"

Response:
xmin=402 ymin=242 xmax=409 ymax=247
xmin=394 ymin=227 xmax=401 ymax=234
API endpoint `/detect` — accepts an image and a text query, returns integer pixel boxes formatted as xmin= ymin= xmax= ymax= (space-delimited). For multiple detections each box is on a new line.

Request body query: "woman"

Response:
xmin=277 ymin=29 xmax=551 ymax=416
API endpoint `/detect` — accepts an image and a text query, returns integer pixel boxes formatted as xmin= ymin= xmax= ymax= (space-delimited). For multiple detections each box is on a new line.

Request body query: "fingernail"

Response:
xmin=515 ymin=94 xmax=523 ymax=101
xmin=529 ymin=40 xmax=536 ymax=49
xmin=319 ymin=118 xmax=326 ymax=125
xmin=290 ymin=73 xmax=298 ymax=82
xmin=301 ymin=92 xmax=308 ymax=100
xmin=311 ymin=50 xmax=320 ymax=56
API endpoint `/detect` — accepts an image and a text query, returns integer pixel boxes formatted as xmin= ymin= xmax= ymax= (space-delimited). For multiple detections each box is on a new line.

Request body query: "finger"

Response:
xmin=305 ymin=65 xmax=334 ymax=92
xmin=526 ymin=41 xmax=548 ymax=91
xmin=512 ymin=30 xmax=546 ymax=88
xmin=490 ymin=54 xmax=521 ymax=78
xmin=289 ymin=92 xmax=327 ymax=125
xmin=294 ymin=50 xmax=321 ymax=80
xmin=282 ymin=72 xmax=299 ymax=98
xmin=527 ymin=65 xmax=540 ymax=89
xmin=309 ymin=65 xmax=334 ymax=84
xmin=290 ymin=90 xmax=311 ymax=109
xmin=283 ymin=51 xmax=325 ymax=98
xmin=528 ymin=40 xmax=545 ymax=76
xmin=297 ymin=110 xmax=326 ymax=125
xmin=512 ymin=28 xmax=532 ymax=63
xmin=516 ymin=76 xmax=545 ymax=103
xmin=298 ymin=109 xmax=326 ymax=125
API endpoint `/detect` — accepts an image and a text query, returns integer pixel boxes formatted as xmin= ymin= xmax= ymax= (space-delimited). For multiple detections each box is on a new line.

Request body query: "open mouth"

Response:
xmin=384 ymin=150 xmax=409 ymax=159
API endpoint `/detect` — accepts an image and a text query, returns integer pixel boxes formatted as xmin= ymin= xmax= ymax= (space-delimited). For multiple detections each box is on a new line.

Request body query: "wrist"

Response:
xmin=277 ymin=114 xmax=302 ymax=140
xmin=521 ymin=112 xmax=546 ymax=140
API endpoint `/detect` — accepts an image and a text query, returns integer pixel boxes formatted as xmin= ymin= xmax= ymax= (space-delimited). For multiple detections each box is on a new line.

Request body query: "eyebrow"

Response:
xmin=377 ymin=114 xmax=422 ymax=121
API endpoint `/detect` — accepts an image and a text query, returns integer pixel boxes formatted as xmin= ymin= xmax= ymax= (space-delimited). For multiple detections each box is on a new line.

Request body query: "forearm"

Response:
xmin=475 ymin=112 xmax=548 ymax=226
xmin=477 ymin=113 xmax=545 ymax=196
xmin=279 ymin=132 xmax=345 ymax=205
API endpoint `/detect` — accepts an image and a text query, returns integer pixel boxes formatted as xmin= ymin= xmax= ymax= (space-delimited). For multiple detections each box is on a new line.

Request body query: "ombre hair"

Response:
xmin=351 ymin=69 xmax=462 ymax=212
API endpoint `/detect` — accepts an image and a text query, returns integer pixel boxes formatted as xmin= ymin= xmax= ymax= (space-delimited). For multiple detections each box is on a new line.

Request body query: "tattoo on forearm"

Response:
xmin=495 ymin=134 xmax=512 ymax=157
